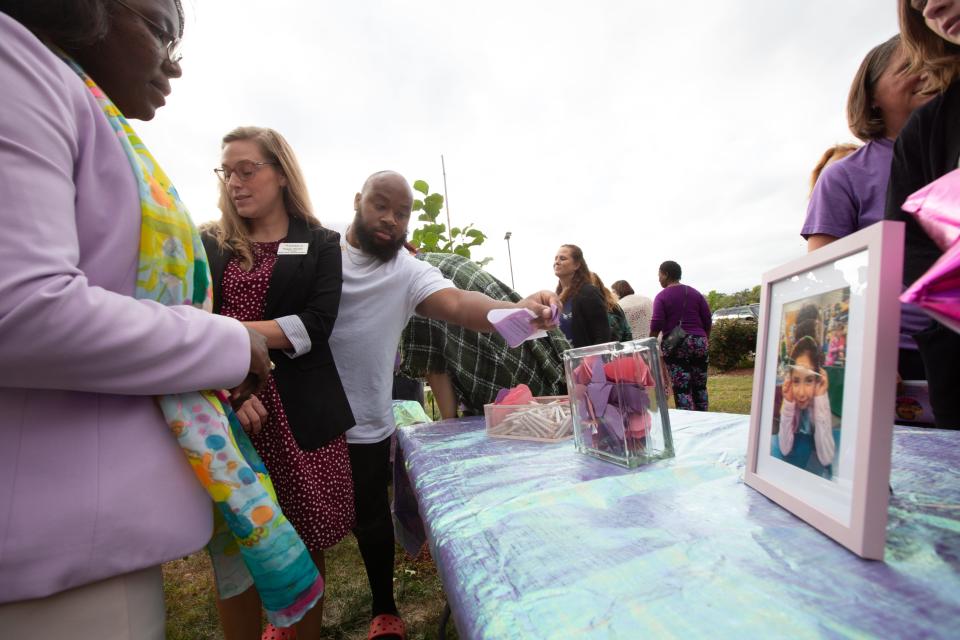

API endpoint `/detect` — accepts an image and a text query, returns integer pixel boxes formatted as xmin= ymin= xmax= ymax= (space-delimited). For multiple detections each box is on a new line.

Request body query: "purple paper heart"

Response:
xmin=586 ymin=382 xmax=613 ymax=417
xmin=613 ymin=384 xmax=650 ymax=413
xmin=603 ymin=404 xmax=625 ymax=440
xmin=590 ymin=357 xmax=607 ymax=384
xmin=490 ymin=309 xmax=538 ymax=348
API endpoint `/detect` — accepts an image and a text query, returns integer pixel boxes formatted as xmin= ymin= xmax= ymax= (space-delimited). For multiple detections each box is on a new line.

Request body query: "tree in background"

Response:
xmin=706 ymin=285 xmax=761 ymax=311
xmin=408 ymin=180 xmax=491 ymax=267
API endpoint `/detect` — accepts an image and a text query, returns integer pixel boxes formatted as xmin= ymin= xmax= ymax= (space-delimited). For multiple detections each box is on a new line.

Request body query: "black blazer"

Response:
xmin=202 ymin=216 xmax=355 ymax=450
xmin=570 ymin=284 xmax=611 ymax=348
xmin=885 ymin=79 xmax=960 ymax=285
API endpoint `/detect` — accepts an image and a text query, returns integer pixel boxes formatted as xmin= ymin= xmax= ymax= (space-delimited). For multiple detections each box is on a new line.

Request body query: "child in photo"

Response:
xmin=773 ymin=309 xmax=839 ymax=478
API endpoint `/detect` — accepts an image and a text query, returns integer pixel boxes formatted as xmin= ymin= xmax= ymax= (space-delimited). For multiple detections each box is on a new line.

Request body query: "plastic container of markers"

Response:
xmin=483 ymin=396 xmax=573 ymax=442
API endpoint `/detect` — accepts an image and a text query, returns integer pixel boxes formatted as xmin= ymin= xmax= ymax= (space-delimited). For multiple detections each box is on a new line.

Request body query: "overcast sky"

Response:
xmin=138 ymin=1 xmax=898 ymax=298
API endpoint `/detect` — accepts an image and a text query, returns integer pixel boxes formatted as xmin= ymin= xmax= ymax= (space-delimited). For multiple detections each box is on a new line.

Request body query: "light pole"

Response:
xmin=504 ymin=231 xmax=515 ymax=289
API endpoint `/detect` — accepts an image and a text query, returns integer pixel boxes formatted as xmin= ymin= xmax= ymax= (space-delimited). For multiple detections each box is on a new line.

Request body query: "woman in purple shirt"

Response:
xmin=802 ymin=34 xmax=931 ymax=380
xmin=650 ymin=261 xmax=713 ymax=411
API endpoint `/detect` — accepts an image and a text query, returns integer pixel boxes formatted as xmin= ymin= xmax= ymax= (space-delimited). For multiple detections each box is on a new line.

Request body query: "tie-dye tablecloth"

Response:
xmin=396 ymin=411 xmax=959 ymax=639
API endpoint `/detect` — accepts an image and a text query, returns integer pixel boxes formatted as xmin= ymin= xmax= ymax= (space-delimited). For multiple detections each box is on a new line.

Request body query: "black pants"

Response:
xmin=897 ymin=348 xmax=926 ymax=380
xmin=913 ymin=322 xmax=960 ymax=429
xmin=348 ymin=437 xmax=398 ymax=618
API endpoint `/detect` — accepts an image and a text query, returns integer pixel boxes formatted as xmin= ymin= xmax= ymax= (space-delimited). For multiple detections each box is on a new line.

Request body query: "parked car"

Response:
xmin=712 ymin=303 xmax=760 ymax=322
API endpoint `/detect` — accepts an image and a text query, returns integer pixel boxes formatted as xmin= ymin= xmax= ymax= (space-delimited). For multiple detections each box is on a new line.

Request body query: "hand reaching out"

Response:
xmin=229 ymin=327 xmax=271 ymax=407
xmin=521 ymin=290 xmax=561 ymax=330
xmin=235 ymin=394 xmax=268 ymax=435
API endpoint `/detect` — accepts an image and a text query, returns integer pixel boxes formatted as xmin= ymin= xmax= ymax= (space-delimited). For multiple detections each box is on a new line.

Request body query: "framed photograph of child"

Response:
xmin=744 ymin=221 xmax=905 ymax=560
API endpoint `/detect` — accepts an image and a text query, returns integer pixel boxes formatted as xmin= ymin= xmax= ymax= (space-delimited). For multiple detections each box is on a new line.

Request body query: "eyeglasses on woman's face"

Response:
xmin=214 ymin=160 xmax=278 ymax=183
xmin=111 ymin=0 xmax=183 ymax=64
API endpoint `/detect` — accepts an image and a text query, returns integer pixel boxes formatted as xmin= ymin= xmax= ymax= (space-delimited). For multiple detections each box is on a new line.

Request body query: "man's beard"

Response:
xmin=351 ymin=211 xmax=407 ymax=262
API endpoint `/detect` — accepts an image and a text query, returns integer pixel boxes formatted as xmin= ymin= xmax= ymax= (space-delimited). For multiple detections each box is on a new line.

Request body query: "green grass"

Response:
xmin=164 ymin=373 xmax=753 ymax=638
xmin=706 ymin=369 xmax=755 ymax=414
xmin=164 ymin=538 xmax=455 ymax=640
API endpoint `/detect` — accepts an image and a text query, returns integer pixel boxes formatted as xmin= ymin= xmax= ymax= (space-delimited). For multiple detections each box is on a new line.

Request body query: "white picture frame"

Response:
xmin=744 ymin=221 xmax=904 ymax=560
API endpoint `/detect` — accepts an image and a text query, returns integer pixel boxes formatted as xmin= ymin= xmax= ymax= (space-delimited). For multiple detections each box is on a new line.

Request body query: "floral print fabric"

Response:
xmin=59 ymin=54 xmax=322 ymax=627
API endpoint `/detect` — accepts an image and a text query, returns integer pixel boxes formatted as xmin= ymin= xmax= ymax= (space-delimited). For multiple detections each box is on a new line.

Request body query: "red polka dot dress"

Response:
xmin=220 ymin=240 xmax=355 ymax=551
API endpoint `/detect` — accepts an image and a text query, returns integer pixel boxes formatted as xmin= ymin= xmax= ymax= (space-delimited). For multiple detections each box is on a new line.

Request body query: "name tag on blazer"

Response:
xmin=278 ymin=242 xmax=308 ymax=255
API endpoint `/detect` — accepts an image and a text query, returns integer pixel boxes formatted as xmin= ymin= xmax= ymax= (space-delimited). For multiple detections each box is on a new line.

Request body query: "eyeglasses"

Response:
xmin=214 ymin=160 xmax=278 ymax=183
xmin=112 ymin=0 xmax=183 ymax=64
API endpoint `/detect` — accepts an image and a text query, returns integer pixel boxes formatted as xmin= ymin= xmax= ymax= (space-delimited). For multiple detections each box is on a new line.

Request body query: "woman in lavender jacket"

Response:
xmin=650 ymin=261 xmax=713 ymax=411
xmin=0 ymin=2 xmax=269 ymax=637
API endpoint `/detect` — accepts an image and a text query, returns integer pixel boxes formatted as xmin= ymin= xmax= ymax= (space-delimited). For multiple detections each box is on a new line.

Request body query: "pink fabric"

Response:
xmin=0 ymin=15 xmax=250 ymax=603
xmin=901 ymin=168 xmax=960 ymax=252
xmin=900 ymin=169 xmax=960 ymax=334
xmin=901 ymin=241 xmax=960 ymax=334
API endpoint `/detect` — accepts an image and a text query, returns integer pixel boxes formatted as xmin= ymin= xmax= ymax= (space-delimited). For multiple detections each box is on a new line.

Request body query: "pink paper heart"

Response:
xmin=902 ymin=168 xmax=960 ymax=252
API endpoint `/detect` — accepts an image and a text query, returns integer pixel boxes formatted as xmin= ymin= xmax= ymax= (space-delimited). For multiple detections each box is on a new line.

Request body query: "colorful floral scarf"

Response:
xmin=60 ymin=55 xmax=322 ymax=628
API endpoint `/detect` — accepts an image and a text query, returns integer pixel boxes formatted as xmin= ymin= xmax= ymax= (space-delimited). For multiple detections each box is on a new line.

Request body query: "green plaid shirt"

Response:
xmin=399 ymin=253 xmax=571 ymax=413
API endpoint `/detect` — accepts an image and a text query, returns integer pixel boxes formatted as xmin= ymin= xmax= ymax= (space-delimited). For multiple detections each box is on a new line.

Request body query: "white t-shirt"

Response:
xmin=330 ymin=242 xmax=453 ymax=443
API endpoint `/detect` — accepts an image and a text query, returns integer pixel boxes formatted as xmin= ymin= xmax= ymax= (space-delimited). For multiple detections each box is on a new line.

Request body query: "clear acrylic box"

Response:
xmin=563 ymin=338 xmax=674 ymax=468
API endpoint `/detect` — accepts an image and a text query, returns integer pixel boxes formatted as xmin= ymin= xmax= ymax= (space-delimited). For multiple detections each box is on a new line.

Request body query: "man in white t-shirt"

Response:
xmin=328 ymin=171 xmax=555 ymax=638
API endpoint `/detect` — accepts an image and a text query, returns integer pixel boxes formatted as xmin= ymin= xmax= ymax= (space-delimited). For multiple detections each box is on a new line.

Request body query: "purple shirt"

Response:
xmin=803 ymin=139 xmax=893 ymax=239
xmin=802 ymin=139 xmax=929 ymax=349
xmin=650 ymin=285 xmax=712 ymax=338
xmin=0 ymin=15 xmax=250 ymax=603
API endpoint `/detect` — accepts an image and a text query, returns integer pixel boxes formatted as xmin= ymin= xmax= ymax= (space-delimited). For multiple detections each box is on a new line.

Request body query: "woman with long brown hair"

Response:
xmin=554 ymin=244 xmax=611 ymax=347
xmin=203 ymin=126 xmax=356 ymax=639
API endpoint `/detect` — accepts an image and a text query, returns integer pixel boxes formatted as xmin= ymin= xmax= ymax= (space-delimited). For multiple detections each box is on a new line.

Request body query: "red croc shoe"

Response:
xmin=368 ymin=613 xmax=406 ymax=639
xmin=262 ymin=623 xmax=297 ymax=640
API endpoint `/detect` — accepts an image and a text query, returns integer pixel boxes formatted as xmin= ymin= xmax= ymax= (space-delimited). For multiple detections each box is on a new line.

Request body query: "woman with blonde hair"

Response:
xmin=203 ymin=126 xmax=356 ymax=638
xmin=884 ymin=0 xmax=960 ymax=428
xmin=592 ymin=272 xmax=632 ymax=342
xmin=554 ymin=244 xmax=611 ymax=347
xmin=808 ymin=143 xmax=860 ymax=195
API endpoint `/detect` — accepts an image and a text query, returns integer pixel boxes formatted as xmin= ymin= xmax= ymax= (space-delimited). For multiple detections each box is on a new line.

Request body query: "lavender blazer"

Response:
xmin=0 ymin=14 xmax=251 ymax=603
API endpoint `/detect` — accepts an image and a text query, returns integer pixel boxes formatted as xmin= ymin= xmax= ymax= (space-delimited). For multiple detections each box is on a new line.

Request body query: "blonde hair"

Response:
xmin=809 ymin=143 xmax=860 ymax=195
xmin=591 ymin=272 xmax=620 ymax=312
xmin=208 ymin=126 xmax=319 ymax=270
xmin=899 ymin=0 xmax=960 ymax=94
